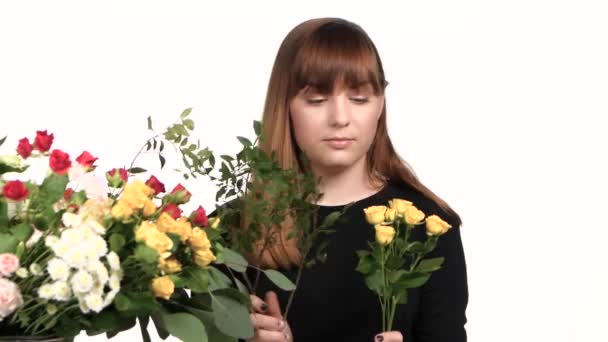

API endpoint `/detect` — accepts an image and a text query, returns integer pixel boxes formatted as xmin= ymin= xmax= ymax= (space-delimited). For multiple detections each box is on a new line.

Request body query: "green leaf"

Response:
xmin=319 ymin=210 xmax=342 ymax=230
xmin=151 ymin=311 xmax=170 ymax=339
xmin=253 ymin=121 xmax=262 ymax=136
xmin=160 ymin=141 xmax=165 ymax=152
xmin=0 ymin=155 xmax=28 ymax=174
xmin=236 ymin=136 xmax=252 ymax=147
xmin=0 ymin=201 xmax=7 ymax=228
xmin=139 ymin=316 xmax=151 ymax=342
xmin=406 ymin=241 xmax=426 ymax=253
xmin=0 ymin=233 xmax=19 ymax=253
xmin=209 ymin=266 xmax=232 ymax=291
xmin=0 ymin=136 xmax=6 ymax=147
xmin=212 ymin=293 xmax=254 ymax=339
xmin=159 ymin=155 xmax=166 ymax=169
xmin=163 ymin=312 xmax=208 ymax=342
xmin=147 ymin=116 xmax=153 ymax=130
xmin=184 ymin=307 xmax=238 ymax=342
xmin=364 ymin=269 xmax=385 ymax=294
xmin=12 ymin=223 xmax=33 ymax=242
xmin=180 ymin=108 xmax=193 ymax=120
xmin=263 ymin=269 xmax=295 ymax=291
xmin=234 ymin=275 xmax=249 ymax=295
xmin=183 ymin=119 xmax=195 ymax=130
xmin=355 ymin=254 xmax=376 ymax=274
xmin=217 ymin=248 xmax=248 ymax=273
xmin=109 ymin=233 xmax=126 ymax=252
xmin=38 ymin=173 xmax=69 ymax=206
xmin=134 ymin=244 xmax=159 ymax=264
xmin=386 ymin=255 xmax=405 ymax=270
xmin=415 ymin=257 xmax=444 ymax=273
xmin=392 ymin=271 xmax=431 ymax=291
xmin=185 ymin=267 xmax=210 ymax=293
xmin=128 ymin=167 xmax=147 ymax=174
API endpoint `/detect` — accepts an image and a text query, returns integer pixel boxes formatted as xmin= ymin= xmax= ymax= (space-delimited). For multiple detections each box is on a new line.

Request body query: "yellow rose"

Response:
xmin=120 ymin=192 xmax=147 ymax=210
xmin=425 ymin=215 xmax=452 ymax=236
xmin=375 ymin=225 xmax=396 ymax=245
xmin=176 ymin=218 xmax=193 ymax=241
xmin=150 ymin=276 xmax=174 ymax=300
xmin=389 ymin=198 xmax=413 ymax=216
xmin=159 ymin=257 xmax=182 ymax=274
xmin=403 ymin=205 xmax=426 ymax=225
xmin=384 ymin=208 xmax=397 ymax=222
xmin=111 ymin=202 xmax=134 ymax=220
xmin=124 ymin=179 xmax=155 ymax=198
xmin=363 ymin=206 xmax=388 ymax=225
xmin=209 ymin=217 xmax=221 ymax=229
xmin=193 ymin=249 xmax=216 ymax=267
xmin=157 ymin=212 xmax=178 ymax=233
xmin=142 ymin=198 xmax=157 ymax=217
xmin=136 ymin=221 xmax=173 ymax=254
xmin=188 ymin=228 xmax=211 ymax=251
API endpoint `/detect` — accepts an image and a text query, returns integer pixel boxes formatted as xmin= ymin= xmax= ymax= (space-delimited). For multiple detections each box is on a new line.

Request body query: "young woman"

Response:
xmin=243 ymin=17 xmax=468 ymax=342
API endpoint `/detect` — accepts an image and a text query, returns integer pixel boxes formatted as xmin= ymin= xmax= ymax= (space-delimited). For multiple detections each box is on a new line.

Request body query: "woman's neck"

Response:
xmin=313 ymin=159 xmax=384 ymax=206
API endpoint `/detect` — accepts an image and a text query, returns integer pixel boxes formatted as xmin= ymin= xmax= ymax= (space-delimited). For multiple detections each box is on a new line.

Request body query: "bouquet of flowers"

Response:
xmin=356 ymin=199 xmax=452 ymax=332
xmin=0 ymin=110 xmax=294 ymax=342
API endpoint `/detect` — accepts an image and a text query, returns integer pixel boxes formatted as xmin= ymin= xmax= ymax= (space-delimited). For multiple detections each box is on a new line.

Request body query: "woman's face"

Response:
xmin=289 ymin=82 xmax=384 ymax=176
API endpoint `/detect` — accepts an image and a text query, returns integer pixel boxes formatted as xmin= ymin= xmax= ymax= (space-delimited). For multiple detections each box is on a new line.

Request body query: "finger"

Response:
xmin=375 ymin=331 xmax=404 ymax=342
xmin=248 ymin=329 xmax=289 ymax=342
xmin=250 ymin=294 xmax=268 ymax=313
xmin=250 ymin=313 xmax=285 ymax=331
xmin=264 ymin=291 xmax=283 ymax=319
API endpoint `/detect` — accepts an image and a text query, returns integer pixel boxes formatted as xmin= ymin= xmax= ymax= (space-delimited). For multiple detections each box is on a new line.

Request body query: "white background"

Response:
xmin=1 ymin=1 xmax=607 ymax=341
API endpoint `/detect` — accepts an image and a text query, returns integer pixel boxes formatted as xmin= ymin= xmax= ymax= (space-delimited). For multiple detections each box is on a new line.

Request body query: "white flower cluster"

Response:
xmin=38 ymin=212 xmax=122 ymax=314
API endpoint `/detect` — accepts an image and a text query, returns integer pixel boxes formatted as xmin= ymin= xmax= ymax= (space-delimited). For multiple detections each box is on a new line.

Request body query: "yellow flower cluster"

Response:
xmin=111 ymin=180 xmax=156 ymax=221
xmin=188 ymin=228 xmax=216 ymax=267
xmin=364 ymin=198 xmax=452 ymax=245
xmin=157 ymin=212 xmax=193 ymax=242
xmin=135 ymin=221 xmax=173 ymax=256
xmin=150 ymin=275 xmax=174 ymax=300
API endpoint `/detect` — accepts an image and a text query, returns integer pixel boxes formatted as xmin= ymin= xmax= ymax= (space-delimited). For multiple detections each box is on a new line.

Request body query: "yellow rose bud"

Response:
xmin=188 ymin=228 xmax=211 ymax=251
xmin=389 ymin=198 xmax=413 ymax=216
xmin=384 ymin=208 xmax=397 ymax=222
xmin=157 ymin=212 xmax=178 ymax=233
xmin=142 ymin=198 xmax=157 ymax=217
xmin=375 ymin=225 xmax=396 ymax=246
xmin=363 ymin=206 xmax=388 ymax=225
xmin=175 ymin=218 xmax=193 ymax=242
xmin=209 ymin=217 xmax=221 ymax=229
xmin=159 ymin=257 xmax=182 ymax=274
xmin=425 ymin=215 xmax=452 ymax=236
xmin=403 ymin=205 xmax=426 ymax=225
xmin=111 ymin=202 xmax=134 ymax=220
xmin=150 ymin=276 xmax=174 ymax=300
xmin=193 ymin=249 xmax=216 ymax=267
xmin=124 ymin=179 xmax=155 ymax=198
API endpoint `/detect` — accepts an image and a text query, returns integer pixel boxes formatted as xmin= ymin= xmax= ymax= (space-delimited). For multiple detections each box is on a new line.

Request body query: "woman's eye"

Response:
xmin=351 ymin=97 xmax=369 ymax=104
xmin=306 ymin=98 xmax=326 ymax=104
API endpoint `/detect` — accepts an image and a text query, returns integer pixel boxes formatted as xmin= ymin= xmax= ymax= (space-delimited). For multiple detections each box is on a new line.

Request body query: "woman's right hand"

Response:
xmin=247 ymin=291 xmax=292 ymax=342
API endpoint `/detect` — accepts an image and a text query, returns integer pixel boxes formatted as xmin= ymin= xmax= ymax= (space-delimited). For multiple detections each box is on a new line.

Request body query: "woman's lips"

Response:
xmin=323 ymin=138 xmax=354 ymax=149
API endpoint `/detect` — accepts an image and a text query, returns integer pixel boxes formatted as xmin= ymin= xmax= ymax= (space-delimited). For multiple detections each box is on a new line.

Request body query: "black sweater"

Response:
xmin=249 ymin=181 xmax=468 ymax=342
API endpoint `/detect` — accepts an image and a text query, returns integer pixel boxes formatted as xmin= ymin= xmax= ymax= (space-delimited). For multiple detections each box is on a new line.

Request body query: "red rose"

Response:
xmin=162 ymin=203 xmax=182 ymax=219
xmin=2 ymin=180 xmax=29 ymax=201
xmin=49 ymin=149 xmax=72 ymax=175
xmin=33 ymin=130 xmax=54 ymax=152
xmin=64 ymin=188 xmax=73 ymax=201
xmin=170 ymin=184 xmax=191 ymax=204
xmin=106 ymin=168 xmax=128 ymax=187
xmin=190 ymin=206 xmax=208 ymax=227
xmin=145 ymin=175 xmax=166 ymax=195
xmin=107 ymin=168 xmax=128 ymax=182
xmin=16 ymin=138 xmax=33 ymax=159
xmin=75 ymin=151 xmax=98 ymax=168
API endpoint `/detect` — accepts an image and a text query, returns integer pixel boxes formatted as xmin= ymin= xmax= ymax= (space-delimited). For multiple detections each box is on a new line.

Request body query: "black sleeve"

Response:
xmin=413 ymin=217 xmax=469 ymax=342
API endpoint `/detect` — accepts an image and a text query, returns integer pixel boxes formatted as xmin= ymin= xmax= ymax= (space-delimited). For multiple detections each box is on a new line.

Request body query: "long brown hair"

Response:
xmin=249 ymin=17 xmax=461 ymax=269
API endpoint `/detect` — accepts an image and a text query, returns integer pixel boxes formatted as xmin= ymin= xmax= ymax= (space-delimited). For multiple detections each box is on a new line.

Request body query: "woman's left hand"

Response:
xmin=374 ymin=331 xmax=403 ymax=342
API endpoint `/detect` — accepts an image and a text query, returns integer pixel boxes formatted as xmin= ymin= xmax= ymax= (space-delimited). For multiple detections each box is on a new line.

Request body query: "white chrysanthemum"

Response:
xmin=85 ymin=220 xmax=106 ymax=235
xmin=62 ymin=212 xmax=83 ymax=228
xmin=51 ymin=239 xmax=71 ymax=258
xmin=47 ymin=258 xmax=70 ymax=281
xmin=84 ymin=293 xmax=105 ymax=313
xmin=104 ymin=289 xmax=119 ymax=306
xmin=77 ymin=295 xmax=90 ymax=314
xmin=16 ymin=267 xmax=29 ymax=278
xmin=63 ymin=248 xmax=88 ymax=269
xmin=71 ymin=270 xmax=94 ymax=294
xmin=86 ymin=260 xmax=109 ymax=285
xmin=61 ymin=228 xmax=85 ymax=245
xmin=29 ymin=263 xmax=43 ymax=276
xmin=38 ymin=284 xmax=54 ymax=299
xmin=86 ymin=235 xmax=108 ymax=258
xmin=77 ymin=224 xmax=96 ymax=240
xmin=108 ymin=273 xmax=121 ymax=291
xmin=45 ymin=235 xmax=59 ymax=249
xmin=106 ymin=252 xmax=120 ymax=271
xmin=52 ymin=281 xmax=72 ymax=301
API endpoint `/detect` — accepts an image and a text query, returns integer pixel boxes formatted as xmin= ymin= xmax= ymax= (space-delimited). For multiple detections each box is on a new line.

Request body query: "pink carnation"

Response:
xmin=0 ymin=278 xmax=23 ymax=321
xmin=0 ymin=253 xmax=19 ymax=277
